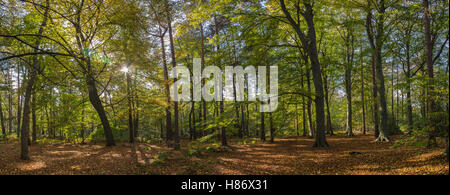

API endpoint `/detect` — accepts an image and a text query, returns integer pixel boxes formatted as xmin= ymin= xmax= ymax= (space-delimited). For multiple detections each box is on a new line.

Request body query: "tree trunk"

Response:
xmin=345 ymin=69 xmax=353 ymax=137
xmin=342 ymin=29 xmax=355 ymax=137
xmin=374 ymin=52 xmax=390 ymax=141
xmin=8 ymin=65 xmax=13 ymax=135
xmin=45 ymin=106 xmax=49 ymax=137
xmin=127 ymin=70 xmax=134 ymax=143
xmin=168 ymin=15 xmax=180 ymax=150
xmin=373 ymin=0 xmax=390 ymax=142
xmin=395 ymin=63 xmax=399 ymax=127
xmin=17 ymin=65 xmax=22 ymax=138
xmin=21 ymin=71 xmax=35 ymax=160
xmin=361 ymin=56 xmax=366 ymax=135
xmin=423 ymin=0 xmax=437 ymax=147
xmin=198 ymin=107 xmax=202 ymax=137
xmin=86 ymin=76 xmax=115 ymax=146
xmin=402 ymin=12 xmax=414 ymax=135
xmin=190 ymin=97 xmax=196 ymax=140
xmin=265 ymin=51 xmax=274 ymax=143
xmin=220 ymin=94 xmax=226 ymax=146
xmin=260 ymin=106 xmax=265 ymax=141
xmin=134 ymin=102 xmax=139 ymax=138
xmin=21 ymin=0 xmax=49 ymax=159
xmin=221 ymin=102 xmax=227 ymax=146
xmin=305 ymin=64 xmax=314 ymax=137
xmin=307 ymin=45 xmax=328 ymax=147
xmin=267 ymin=107 xmax=273 ymax=143
xmin=241 ymin=104 xmax=246 ymax=138
xmin=220 ymin=88 xmax=226 ymax=145
xmin=81 ymin=109 xmax=85 ymax=144
xmin=0 ymin=93 xmax=5 ymax=138
xmin=159 ymin=26 xmax=172 ymax=147
xmin=323 ymin=69 xmax=334 ymax=136
xmin=246 ymin=104 xmax=250 ymax=136
xmin=391 ymin=59 xmax=395 ymax=123
xmin=160 ymin=120 xmax=164 ymax=138
xmin=31 ymin=95 xmax=37 ymax=144
xmin=345 ymin=51 xmax=354 ymax=136
xmin=445 ymin=136 xmax=449 ymax=161
xmin=200 ymin=23 xmax=207 ymax=137
xmin=365 ymin=2 xmax=380 ymax=138
xmin=420 ymin=84 xmax=426 ymax=119
xmin=301 ymin=68 xmax=307 ymax=137
xmin=295 ymin=104 xmax=299 ymax=136
xmin=232 ymin=32 xmax=242 ymax=139
xmin=280 ymin=0 xmax=328 ymax=147
xmin=133 ymin=73 xmax=139 ymax=138
xmin=200 ymin=24 xmax=208 ymax=136
xmin=298 ymin=2 xmax=327 ymax=147
xmin=189 ymin=104 xmax=192 ymax=141
xmin=267 ymin=73 xmax=274 ymax=143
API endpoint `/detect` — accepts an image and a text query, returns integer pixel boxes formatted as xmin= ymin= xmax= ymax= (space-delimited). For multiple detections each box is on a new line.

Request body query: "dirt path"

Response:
xmin=0 ymin=135 xmax=448 ymax=175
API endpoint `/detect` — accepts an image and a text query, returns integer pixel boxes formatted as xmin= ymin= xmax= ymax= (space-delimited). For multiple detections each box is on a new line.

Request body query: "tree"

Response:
xmin=360 ymin=46 xmax=367 ymax=135
xmin=335 ymin=11 xmax=357 ymax=137
xmin=280 ymin=0 xmax=328 ymax=147
xmin=423 ymin=0 xmax=436 ymax=147
xmin=167 ymin=4 xmax=180 ymax=150
xmin=20 ymin=0 xmax=49 ymax=160
xmin=365 ymin=0 xmax=390 ymax=142
xmin=150 ymin=2 xmax=173 ymax=147
xmin=0 ymin=92 xmax=5 ymax=138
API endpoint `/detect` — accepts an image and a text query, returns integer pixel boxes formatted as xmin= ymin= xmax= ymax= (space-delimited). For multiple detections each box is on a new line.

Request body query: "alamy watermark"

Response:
xmin=169 ymin=58 xmax=278 ymax=112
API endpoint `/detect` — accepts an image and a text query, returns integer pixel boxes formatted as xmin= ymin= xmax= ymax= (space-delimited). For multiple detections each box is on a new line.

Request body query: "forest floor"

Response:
xmin=0 ymin=133 xmax=448 ymax=175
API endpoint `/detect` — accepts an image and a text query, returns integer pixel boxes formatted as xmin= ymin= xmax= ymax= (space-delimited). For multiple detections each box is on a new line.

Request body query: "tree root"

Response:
xmin=375 ymin=135 xmax=390 ymax=142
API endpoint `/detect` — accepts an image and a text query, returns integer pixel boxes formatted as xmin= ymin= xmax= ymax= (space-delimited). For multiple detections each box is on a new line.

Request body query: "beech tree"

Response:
xmin=280 ymin=0 xmax=328 ymax=147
